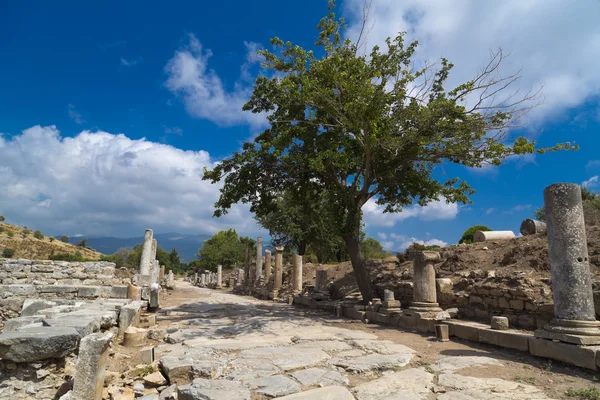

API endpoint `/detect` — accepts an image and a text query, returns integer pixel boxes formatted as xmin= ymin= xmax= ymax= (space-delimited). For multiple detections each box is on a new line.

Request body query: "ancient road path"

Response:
xmin=149 ymin=281 xmax=592 ymax=399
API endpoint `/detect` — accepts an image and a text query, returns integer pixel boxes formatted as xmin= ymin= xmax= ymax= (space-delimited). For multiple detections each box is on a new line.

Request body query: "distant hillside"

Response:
xmin=0 ymin=223 xmax=101 ymax=260
xmin=80 ymin=233 xmax=212 ymax=262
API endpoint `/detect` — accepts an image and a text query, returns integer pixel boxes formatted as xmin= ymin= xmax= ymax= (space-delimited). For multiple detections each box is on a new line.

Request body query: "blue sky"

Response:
xmin=1 ymin=0 xmax=599 ymax=251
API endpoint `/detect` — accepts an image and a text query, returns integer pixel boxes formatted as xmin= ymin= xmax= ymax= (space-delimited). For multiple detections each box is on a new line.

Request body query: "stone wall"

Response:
xmin=0 ymin=258 xmax=130 ymax=322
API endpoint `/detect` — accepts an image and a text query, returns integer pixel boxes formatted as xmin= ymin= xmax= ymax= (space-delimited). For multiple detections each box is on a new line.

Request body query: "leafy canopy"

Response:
xmin=197 ymin=229 xmax=254 ymax=271
xmin=459 ymin=225 xmax=491 ymax=244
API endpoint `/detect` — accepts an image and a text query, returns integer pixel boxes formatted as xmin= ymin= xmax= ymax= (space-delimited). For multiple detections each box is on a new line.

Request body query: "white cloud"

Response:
xmin=504 ymin=204 xmax=532 ymax=214
xmin=485 ymin=207 xmax=495 ymax=215
xmin=377 ymin=232 xmax=387 ymax=240
xmin=343 ymin=0 xmax=600 ymax=124
xmin=164 ymin=126 xmax=183 ymax=135
xmin=390 ymin=233 xmax=448 ymax=251
xmin=164 ymin=34 xmax=266 ymax=129
xmin=583 ymin=175 xmax=599 ymax=188
xmin=0 ymin=125 xmax=263 ymax=237
xmin=363 ymin=197 xmax=458 ymax=227
xmin=67 ymin=104 xmax=84 ymax=125
xmin=120 ymin=57 xmax=141 ymax=67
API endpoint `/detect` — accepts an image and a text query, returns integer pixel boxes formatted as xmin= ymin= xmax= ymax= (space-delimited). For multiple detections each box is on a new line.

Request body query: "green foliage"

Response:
xmin=60 ymin=235 xmax=69 ymax=243
xmin=533 ymin=207 xmax=545 ymax=222
xmin=48 ymin=251 xmax=86 ymax=262
xmin=33 ymin=230 xmax=44 ymax=240
xmin=197 ymin=229 xmax=247 ymax=271
xmin=2 ymin=248 xmax=15 ymax=258
xmin=360 ymin=237 xmax=390 ymax=260
xmin=396 ymin=252 xmax=407 ymax=263
xmin=459 ymin=225 xmax=491 ymax=244
xmin=0 ymin=215 xmax=5 ymax=222
xmin=0 ymin=226 xmax=4 ymax=234
xmin=534 ymin=186 xmax=600 ymax=225
xmin=566 ymin=386 xmax=600 ymax=400
xmin=49 ymin=236 xmax=56 ymax=242
xmin=7 ymin=231 xmax=14 ymax=238
xmin=22 ymin=228 xmax=32 ymax=236
xmin=202 ymin=1 xmax=573 ymax=301
xmin=76 ymin=238 xmax=88 ymax=247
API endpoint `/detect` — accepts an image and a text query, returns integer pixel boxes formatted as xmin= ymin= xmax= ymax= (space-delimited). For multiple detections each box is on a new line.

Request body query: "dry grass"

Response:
xmin=0 ymin=223 xmax=101 ymax=260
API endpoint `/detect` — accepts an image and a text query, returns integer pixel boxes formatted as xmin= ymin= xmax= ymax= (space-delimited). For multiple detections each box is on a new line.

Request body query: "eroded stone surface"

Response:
xmin=238 ymin=346 xmax=330 ymax=371
xmin=178 ymin=378 xmax=251 ymax=400
xmin=348 ymin=340 xmax=415 ymax=355
xmin=353 ymin=368 xmax=434 ymax=400
xmin=291 ymin=368 xmax=348 ymax=387
xmin=275 ymin=386 xmax=355 ymax=400
xmin=430 ymin=356 xmax=503 ymax=373
xmin=245 ymin=375 xmax=301 ymax=397
xmin=331 ymin=352 xmax=413 ymax=373
xmin=0 ymin=327 xmax=80 ymax=362
xmin=437 ymin=374 xmax=555 ymax=399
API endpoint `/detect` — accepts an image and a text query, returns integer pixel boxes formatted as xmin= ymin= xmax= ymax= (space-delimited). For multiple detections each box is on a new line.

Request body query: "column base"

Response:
xmin=404 ymin=302 xmax=442 ymax=319
xmin=535 ymin=319 xmax=600 ymax=345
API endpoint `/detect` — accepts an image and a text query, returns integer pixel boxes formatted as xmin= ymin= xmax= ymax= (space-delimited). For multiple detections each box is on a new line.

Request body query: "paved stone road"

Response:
xmin=155 ymin=282 xmax=555 ymax=399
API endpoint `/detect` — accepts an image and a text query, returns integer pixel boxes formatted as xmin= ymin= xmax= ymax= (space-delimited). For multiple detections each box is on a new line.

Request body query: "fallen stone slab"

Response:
xmin=293 ymin=340 xmax=354 ymax=353
xmin=291 ymin=328 xmax=378 ymax=342
xmin=245 ymin=375 xmax=302 ymax=397
xmin=348 ymin=340 xmax=415 ymax=355
xmin=430 ymin=356 xmax=503 ymax=373
xmin=3 ymin=316 xmax=45 ymax=332
xmin=275 ymin=386 xmax=355 ymax=400
xmin=331 ymin=352 xmax=413 ymax=373
xmin=353 ymin=368 xmax=434 ymax=400
xmin=160 ymin=349 xmax=225 ymax=385
xmin=177 ymin=378 xmax=251 ymax=400
xmin=238 ymin=346 xmax=330 ymax=371
xmin=21 ymin=299 xmax=65 ymax=316
xmin=290 ymin=367 xmax=348 ymax=387
xmin=0 ymin=327 xmax=80 ymax=362
xmin=42 ymin=317 xmax=100 ymax=337
xmin=437 ymin=373 xmax=553 ymax=399
xmin=226 ymin=357 xmax=281 ymax=381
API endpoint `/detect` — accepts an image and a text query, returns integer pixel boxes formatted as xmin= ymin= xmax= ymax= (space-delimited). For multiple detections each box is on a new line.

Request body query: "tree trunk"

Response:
xmin=297 ymin=242 xmax=306 ymax=256
xmin=344 ymin=234 xmax=375 ymax=303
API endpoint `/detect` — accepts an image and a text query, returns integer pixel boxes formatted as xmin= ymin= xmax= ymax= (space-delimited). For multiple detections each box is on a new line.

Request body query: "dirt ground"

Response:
xmin=112 ymin=280 xmax=600 ymax=400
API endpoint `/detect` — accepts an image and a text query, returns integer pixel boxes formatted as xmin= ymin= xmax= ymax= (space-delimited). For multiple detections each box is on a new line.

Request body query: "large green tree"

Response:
xmin=203 ymin=2 xmax=573 ymax=302
xmin=197 ymin=229 xmax=248 ymax=271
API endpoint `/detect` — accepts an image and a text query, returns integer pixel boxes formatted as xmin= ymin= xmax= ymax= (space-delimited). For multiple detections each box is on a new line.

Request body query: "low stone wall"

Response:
xmin=0 ymin=258 xmax=130 ymax=322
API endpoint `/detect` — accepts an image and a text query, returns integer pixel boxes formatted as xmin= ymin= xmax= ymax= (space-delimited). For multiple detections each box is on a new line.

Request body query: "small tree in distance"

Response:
xmin=203 ymin=1 xmax=574 ymax=302
xmin=0 ymin=215 xmax=5 ymax=223
xmin=459 ymin=225 xmax=491 ymax=244
xmin=60 ymin=235 xmax=69 ymax=243
xmin=33 ymin=230 xmax=44 ymax=240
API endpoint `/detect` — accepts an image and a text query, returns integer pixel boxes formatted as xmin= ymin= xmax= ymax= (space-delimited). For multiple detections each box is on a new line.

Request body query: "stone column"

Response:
xmin=194 ymin=273 xmax=198 ymax=285
xmin=536 ymin=183 xmax=600 ymax=344
xmin=71 ymin=332 xmax=113 ymax=400
xmin=159 ymin=265 xmax=165 ymax=282
xmin=152 ymin=260 xmax=159 ymax=284
xmin=380 ymin=289 xmax=401 ymax=313
xmin=149 ymin=283 xmax=160 ymax=310
xmin=256 ymin=237 xmax=263 ymax=285
xmin=150 ymin=239 xmax=157 ymax=264
xmin=315 ymin=269 xmax=327 ymax=292
xmin=272 ymin=247 xmax=284 ymax=298
xmin=139 ymin=229 xmax=153 ymax=275
xmin=265 ymin=250 xmax=272 ymax=284
xmin=293 ymin=254 xmax=303 ymax=294
xmin=408 ymin=251 xmax=442 ymax=314
xmin=217 ymin=265 xmax=222 ymax=288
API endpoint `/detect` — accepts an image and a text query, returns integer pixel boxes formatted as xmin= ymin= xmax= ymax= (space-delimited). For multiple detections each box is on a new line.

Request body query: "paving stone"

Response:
xmin=437 ymin=374 xmax=554 ymax=399
xmin=238 ymin=346 xmax=330 ymax=371
xmin=177 ymin=378 xmax=251 ymax=400
xmin=0 ymin=327 xmax=80 ymax=362
xmin=226 ymin=357 xmax=281 ymax=381
xmin=291 ymin=327 xmax=378 ymax=342
xmin=275 ymin=386 xmax=355 ymax=400
xmin=430 ymin=356 xmax=503 ymax=373
xmin=331 ymin=352 xmax=413 ymax=373
xmin=353 ymin=368 xmax=434 ymax=400
xmin=348 ymin=340 xmax=415 ymax=355
xmin=290 ymin=368 xmax=348 ymax=387
xmin=293 ymin=340 xmax=354 ymax=352
xmin=245 ymin=375 xmax=301 ymax=397
xmin=159 ymin=348 xmax=225 ymax=385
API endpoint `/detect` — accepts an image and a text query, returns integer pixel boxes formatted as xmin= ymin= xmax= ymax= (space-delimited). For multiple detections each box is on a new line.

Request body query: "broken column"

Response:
xmin=407 ymin=251 xmax=442 ymax=316
xmin=149 ymin=283 xmax=160 ymax=311
xmin=150 ymin=239 xmax=157 ymax=266
xmin=256 ymin=237 xmax=263 ymax=285
xmin=139 ymin=229 xmax=153 ymax=275
xmin=166 ymin=270 xmax=175 ymax=289
xmin=70 ymin=332 xmax=113 ymax=400
xmin=315 ymin=269 xmax=327 ymax=292
xmin=272 ymin=247 xmax=284 ymax=298
xmin=244 ymin=245 xmax=250 ymax=286
xmin=217 ymin=265 xmax=222 ymax=288
xmin=380 ymin=289 xmax=401 ymax=314
xmin=473 ymin=230 xmax=516 ymax=242
xmin=293 ymin=254 xmax=303 ymax=294
xmin=152 ymin=259 xmax=160 ymax=284
xmin=520 ymin=218 xmax=547 ymax=236
xmin=535 ymin=183 xmax=600 ymax=344
xmin=265 ymin=250 xmax=272 ymax=284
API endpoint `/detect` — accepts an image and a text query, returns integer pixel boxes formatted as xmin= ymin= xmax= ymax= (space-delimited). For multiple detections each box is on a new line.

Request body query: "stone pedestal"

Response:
xmin=272 ymin=247 xmax=284 ymax=299
xmin=435 ymin=324 xmax=450 ymax=342
xmin=380 ymin=289 xmax=401 ymax=314
xmin=149 ymin=284 xmax=160 ymax=311
xmin=315 ymin=270 xmax=327 ymax=292
xmin=535 ymin=183 xmax=600 ymax=345
xmin=256 ymin=237 xmax=263 ymax=285
xmin=265 ymin=250 xmax=272 ymax=284
xmin=293 ymin=254 xmax=303 ymax=294
xmin=216 ymin=265 xmax=222 ymax=288
xmin=139 ymin=229 xmax=153 ymax=275
xmin=407 ymin=251 xmax=442 ymax=317
xmin=71 ymin=332 xmax=113 ymax=400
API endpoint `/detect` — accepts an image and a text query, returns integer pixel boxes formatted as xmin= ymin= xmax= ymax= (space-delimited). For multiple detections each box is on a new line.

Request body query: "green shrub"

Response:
xmin=76 ymin=238 xmax=88 ymax=248
xmin=23 ymin=228 xmax=32 ymax=236
xmin=49 ymin=236 xmax=55 ymax=242
xmin=33 ymin=230 xmax=44 ymax=240
xmin=459 ymin=225 xmax=491 ymax=244
xmin=7 ymin=231 xmax=14 ymax=238
xmin=0 ymin=215 xmax=5 ymax=222
xmin=48 ymin=251 xmax=86 ymax=262
xmin=0 ymin=226 xmax=4 ymax=234
xmin=2 ymin=248 xmax=15 ymax=258
xmin=60 ymin=235 xmax=69 ymax=243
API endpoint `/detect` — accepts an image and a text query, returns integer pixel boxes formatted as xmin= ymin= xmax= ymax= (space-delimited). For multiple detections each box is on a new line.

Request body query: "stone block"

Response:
xmin=528 ymin=337 xmax=600 ymax=371
xmin=123 ymin=326 xmax=147 ymax=347
xmin=396 ymin=315 xmax=418 ymax=330
xmin=491 ymin=316 xmax=509 ymax=330
xmin=21 ymin=299 xmax=61 ymax=316
xmin=0 ymin=327 xmax=80 ymax=362
xmin=0 ymin=284 xmax=36 ymax=296
xmin=435 ymin=324 xmax=450 ymax=341
xmin=509 ymin=299 xmax=525 ymax=310
xmin=444 ymin=320 xmax=487 ymax=341
xmin=178 ymin=379 xmax=251 ymax=400
xmin=42 ymin=317 xmax=100 ymax=337
xmin=119 ymin=301 xmax=143 ymax=333
xmin=436 ymin=278 xmax=453 ymax=293
xmin=71 ymin=332 xmax=113 ymax=400
xmin=141 ymin=346 xmax=155 ymax=364
xmin=78 ymin=286 xmax=103 ymax=298
xmin=3 ymin=316 xmax=45 ymax=332
xmin=478 ymin=329 xmax=531 ymax=352
xmin=37 ymin=285 xmax=79 ymax=294
xmin=111 ymin=285 xmax=129 ymax=299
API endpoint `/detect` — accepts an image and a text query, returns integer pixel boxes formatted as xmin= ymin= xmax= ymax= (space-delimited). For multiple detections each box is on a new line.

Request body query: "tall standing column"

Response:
xmin=217 ymin=265 xmax=222 ymax=288
xmin=264 ymin=250 xmax=272 ymax=284
xmin=293 ymin=254 xmax=303 ymax=294
xmin=256 ymin=237 xmax=263 ymax=285
xmin=536 ymin=183 xmax=600 ymax=344
xmin=139 ymin=229 xmax=153 ymax=275
xmin=244 ymin=245 xmax=250 ymax=286
xmin=408 ymin=251 xmax=442 ymax=314
xmin=273 ymin=247 xmax=283 ymax=297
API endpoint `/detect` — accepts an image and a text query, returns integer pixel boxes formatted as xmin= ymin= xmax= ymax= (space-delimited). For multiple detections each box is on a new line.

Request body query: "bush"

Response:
xmin=22 ymin=228 xmax=32 ymax=236
xmin=49 ymin=236 xmax=55 ymax=242
xmin=0 ymin=226 xmax=4 ymax=234
xmin=459 ymin=225 xmax=491 ymax=244
xmin=2 ymin=248 xmax=15 ymax=258
xmin=48 ymin=251 xmax=86 ymax=262
xmin=0 ymin=215 xmax=5 ymax=222
xmin=60 ymin=235 xmax=69 ymax=243
xmin=76 ymin=238 xmax=88 ymax=248
xmin=33 ymin=230 xmax=44 ymax=240
xmin=7 ymin=231 xmax=14 ymax=238
xmin=396 ymin=252 xmax=406 ymax=263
